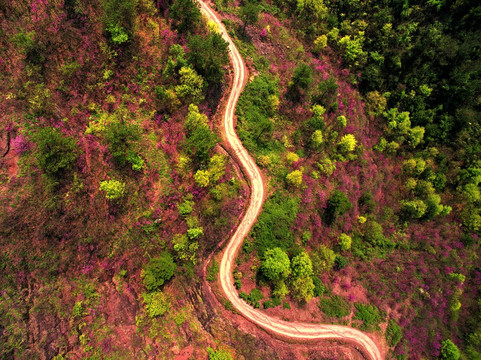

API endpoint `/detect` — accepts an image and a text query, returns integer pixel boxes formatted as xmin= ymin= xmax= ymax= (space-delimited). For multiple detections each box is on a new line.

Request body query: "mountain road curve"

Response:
xmin=197 ymin=2 xmax=383 ymax=359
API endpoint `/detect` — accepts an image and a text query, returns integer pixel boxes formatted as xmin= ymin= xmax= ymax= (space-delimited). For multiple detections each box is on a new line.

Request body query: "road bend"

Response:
xmin=197 ymin=2 xmax=383 ymax=359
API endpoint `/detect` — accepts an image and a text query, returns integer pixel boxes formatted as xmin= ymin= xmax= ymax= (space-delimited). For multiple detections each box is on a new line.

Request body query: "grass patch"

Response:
xmin=354 ymin=303 xmax=382 ymax=331
xmin=319 ymin=295 xmax=351 ymax=318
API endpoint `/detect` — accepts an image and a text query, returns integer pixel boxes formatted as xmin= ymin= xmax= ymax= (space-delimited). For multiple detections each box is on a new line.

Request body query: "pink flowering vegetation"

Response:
xmin=0 ymin=2 xmax=249 ymax=358
xmin=228 ymin=7 xmax=479 ymax=359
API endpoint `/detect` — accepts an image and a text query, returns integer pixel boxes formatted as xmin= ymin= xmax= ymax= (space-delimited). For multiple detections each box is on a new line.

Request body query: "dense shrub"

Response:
xmin=142 ymin=253 xmax=177 ymax=292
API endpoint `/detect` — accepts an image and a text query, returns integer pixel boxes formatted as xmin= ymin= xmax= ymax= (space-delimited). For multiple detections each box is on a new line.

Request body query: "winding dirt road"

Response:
xmin=198 ymin=2 xmax=383 ymax=359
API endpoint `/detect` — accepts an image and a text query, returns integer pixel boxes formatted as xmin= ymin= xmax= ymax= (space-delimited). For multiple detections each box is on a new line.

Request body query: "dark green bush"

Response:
xmin=334 ymin=255 xmax=348 ymax=270
xmin=240 ymin=288 xmax=264 ymax=308
xmin=358 ymin=191 xmax=377 ymax=213
xmin=312 ymin=276 xmax=326 ymax=297
xmin=101 ymin=0 xmax=137 ymax=45
xmin=33 ymin=127 xmax=79 ymax=178
xmin=324 ymin=190 xmax=352 ymax=225
xmin=272 ymin=297 xmax=281 ymax=307
xmin=169 ymin=0 xmax=201 ymax=34
xmin=104 ymin=121 xmax=142 ymax=169
xmin=188 ymin=33 xmax=229 ymax=87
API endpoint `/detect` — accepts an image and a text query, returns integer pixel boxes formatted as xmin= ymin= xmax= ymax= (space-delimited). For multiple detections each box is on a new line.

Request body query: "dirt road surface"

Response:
xmin=198 ymin=2 xmax=383 ymax=359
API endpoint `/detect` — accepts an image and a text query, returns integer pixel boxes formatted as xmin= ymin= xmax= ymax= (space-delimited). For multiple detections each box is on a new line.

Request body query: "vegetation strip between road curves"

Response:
xmin=197 ymin=2 xmax=383 ymax=359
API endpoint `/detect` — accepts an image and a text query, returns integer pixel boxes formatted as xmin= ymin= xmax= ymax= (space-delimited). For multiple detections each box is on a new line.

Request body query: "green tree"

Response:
xmin=313 ymin=34 xmax=328 ymax=53
xmin=261 ymin=248 xmax=291 ymax=281
xmin=337 ymin=133 xmax=357 ymax=154
xmin=163 ymin=44 xmax=188 ymax=78
xmin=169 ymin=0 xmax=201 ymax=34
xmin=187 ymin=227 xmax=204 ymax=240
xmin=337 ymin=115 xmax=347 ymax=128
xmin=194 ymin=170 xmax=210 ymax=187
xmin=311 ymin=130 xmax=324 ymax=149
xmin=291 ymin=63 xmax=312 ymax=90
xmin=183 ymin=104 xmax=217 ymax=166
xmin=440 ymin=339 xmax=460 ymax=360
xmin=272 ymin=280 xmax=289 ymax=299
xmin=33 ymin=127 xmax=79 ymax=177
xmin=185 ymin=104 xmax=208 ymax=133
xmin=175 ymin=67 xmax=205 ymax=105
xmin=99 ymin=179 xmax=126 ymax=200
xmin=339 ymin=35 xmax=366 ymax=65
xmin=401 ymin=199 xmax=427 ymax=219
xmin=142 ymin=252 xmax=177 ymax=292
xmin=338 ymin=233 xmax=352 ymax=251
xmin=291 ymin=252 xmax=313 ymax=278
xmin=365 ymin=91 xmax=387 ymax=117
xmin=296 ymin=0 xmax=328 ymax=24
xmin=173 ymin=233 xmax=199 ymax=264
xmin=288 ymin=63 xmax=313 ymax=101
xmin=286 ymin=170 xmax=303 ymax=187
xmin=101 ymin=0 xmax=137 ymax=45
xmin=207 ymin=154 xmax=226 ymax=182
xmin=291 ymin=276 xmax=315 ymax=302
xmin=240 ymin=1 xmax=260 ymax=32
xmin=184 ymin=126 xmax=218 ymax=165
xmin=311 ymin=245 xmax=336 ymax=273
xmin=188 ymin=33 xmax=229 ymax=87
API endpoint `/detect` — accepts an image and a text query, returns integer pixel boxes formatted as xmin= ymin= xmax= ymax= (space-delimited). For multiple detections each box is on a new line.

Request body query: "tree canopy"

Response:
xmin=261 ymin=247 xmax=291 ymax=282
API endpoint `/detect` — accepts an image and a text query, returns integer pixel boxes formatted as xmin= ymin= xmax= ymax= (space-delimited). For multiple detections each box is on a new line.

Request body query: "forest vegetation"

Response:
xmin=0 ymin=0 xmax=480 ymax=359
